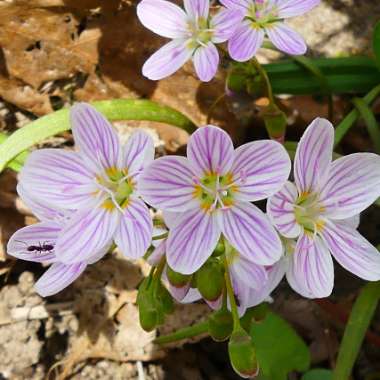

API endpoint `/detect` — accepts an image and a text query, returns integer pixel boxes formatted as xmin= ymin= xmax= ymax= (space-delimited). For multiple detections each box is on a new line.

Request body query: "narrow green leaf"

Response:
xmin=373 ymin=20 xmax=380 ymax=69
xmin=352 ymin=97 xmax=380 ymax=153
xmin=334 ymin=84 xmax=380 ymax=146
xmin=0 ymin=132 xmax=29 ymax=172
xmin=302 ymin=369 xmax=333 ymax=380
xmin=0 ymin=99 xmax=196 ymax=173
xmin=250 ymin=311 xmax=310 ymax=380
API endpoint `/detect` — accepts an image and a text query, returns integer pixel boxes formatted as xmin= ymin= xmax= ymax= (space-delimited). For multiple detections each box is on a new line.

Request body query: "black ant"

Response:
xmin=15 ymin=240 xmax=55 ymax=253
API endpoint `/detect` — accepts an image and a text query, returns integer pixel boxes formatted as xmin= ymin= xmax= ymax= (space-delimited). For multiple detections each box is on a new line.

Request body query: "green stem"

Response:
xmin=152 ymin=232 xmax=168 ymax=241
xmin=154 ymin=320 xmax=209 ymax=344
xmin=223 ymin=241 xmax=240 ymax=331
xmin=251 ymin=57 xmax=275 ymax=104
xmin=334 ymin=84 xmax=380 ymax=147
xmin=333 ymin=282 xmax=380 ymax=380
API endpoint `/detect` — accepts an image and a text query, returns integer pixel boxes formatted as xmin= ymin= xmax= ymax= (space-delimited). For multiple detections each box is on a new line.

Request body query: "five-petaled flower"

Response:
xmin=139 ymin=125 xmax=291 ymax=275
xmin=8 ymin=103 xmax=154 ymax=289
xmin=267 ymin=118 xmax=380 ymax=298
xmin=221 ymin=0 xmax=320 ymax=61
xmin=137 ymin=0 xmax=244 ymax=81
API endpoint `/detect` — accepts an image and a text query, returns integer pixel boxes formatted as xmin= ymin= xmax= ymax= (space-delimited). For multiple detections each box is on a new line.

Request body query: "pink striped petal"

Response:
xmin=267 ymin=181 xmax=301 ymax=238
xmin=219 ymin=0 xmax=252 ymax=12
xmin=114 ymin=198 xmax=153 ymax=259
xmin=193 ymin=43 xmax=219 ymax=82
xmin=142 ymin=39 xmax=193 ymax=80
xmin=218 ymin=202 xmax=283 ymax=265
xmin=286 ymin=233 xmax=334 ymax=298
xmin=147 ymin=240 xmax=166 ymax=265
xmin=184 ymin=0 xmax=209 ymax=19
xmin=71 ymin=103 xmax=121 ymax=172
xmin=168 ymin=282 xmax=191 ymax=302
xmin=56 ymin=206 xmax=119 ymax=264
xmin=166 ymin=209 xmax=221 ymax=274
xmin=232 ymin=140 xmax=291 ymax=202
xmin=187 ymin=125 xmax=234 ymax=177
xmin=230 ymin=255 xmax=268 ymax=290
xmin=266 ymin=23 xmax=307 ymax=55
xmin=277 ymin=0 xmax=320 ymax=18
xmin=180 ymin=287 xmax=202 ymax=304
xmin=321 ymin=220 xmax=380 ymax=281
xmin=294 ymin=118 xmax=334 ymax=193
xmin=137 ymin=0 xmax=188 ymax=38
xmin=228 ymin=20 xmax=264 ymax=62
xmin=138 ymin=156 xmax=198 ymax=212
xmin=341 ymin=214 xmax=360 ymax=230
xmin=230 ymin=274 xmax=250 ymax=316
xmin=86 ymin=242 xmax=113 ymax=264
xmin=162 ymin=210 xmax=182 ymax=229
xmin=319 ymin=153 xmax=380 ymax=219
xmin=35 ymin=262 xmax=87 ymax=297
xmin=20 ymin=149 xmax=96 ymax=210
xmin=211 ymin=8 xmax=245 ymax=43
xmin=7 ymin=222 xmax=60 ymax=263
xmin=122 ymin=130 xmax=155 ymax=176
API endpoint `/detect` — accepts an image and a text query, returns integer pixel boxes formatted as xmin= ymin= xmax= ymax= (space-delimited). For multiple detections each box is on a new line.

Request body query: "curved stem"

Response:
xmin=333 ymin=281 xmax=380 ymax=380
xmin=251 ymin=57 xmax=275 ymax=104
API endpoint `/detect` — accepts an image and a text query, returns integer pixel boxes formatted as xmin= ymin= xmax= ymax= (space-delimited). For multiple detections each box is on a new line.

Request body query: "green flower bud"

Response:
xmin=208 ymin=309 xmax=233 ymax=342
xmin=196 ymin=259 xmax=224 ymax=301
xmin=228 ymin=328 xmax=259 ymax=378
xmin=157 ymin=283 xmax=174 ymax=315
xmin=166 ymin=266 xmax=192 ymax=288
xmin=261 ymin=103 xmax=287 ymax=142
xmin=212 ymin=239 xmax=225 ymax=257
xmin=138 ymin=302 xmax=159 ymax=332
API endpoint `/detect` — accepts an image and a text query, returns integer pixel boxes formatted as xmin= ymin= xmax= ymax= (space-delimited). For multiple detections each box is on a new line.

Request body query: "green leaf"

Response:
xmin=352 ymin=97 xmax=380 ymax=153
xmin=302 ymin=369 xmax=333 ymax=380
xmin=250 ymin=311 xmax=310 ymax=380
xmin=373 ymin=20 xmax=380 ymax=70
xmin=0 ymin=133 xmax=29 ymax=172
xmin=0 ymin=99 xmax=196 ymax=173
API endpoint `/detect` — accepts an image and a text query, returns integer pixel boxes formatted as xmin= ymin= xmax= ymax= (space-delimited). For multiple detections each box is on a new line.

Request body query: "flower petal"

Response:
xmin=187 ymin=125 xmax=234 ymax=177
xmin=211 ymin=8 xmax=245 ymax=43
xmin=319 ymin=153 xmax=380 ymax=219
xmin=20 ymin=149 xmax=96 ymax=210
xmin=148 ymin=240 xmax=166 ymax=265
xmin=266 ymin=23 xmax=307 ymax=55
xmin=218 ymin=202 xmax=283 ymax=265
xmin=7 ymin=222 xmax=61 ymax=263
xmin=341 ymin=214 xmax=360 ymax=230
xmin=294 ymin=118 xmax=334 ymax=193
xmin=286 ymin=233 xmax=334 ymax=298
xmin=163 ymin=210 xmax=182 ymax=229
xmin=230 ymin=255 xmax=268 ymax=290
xmin=267 ymin=181 xmax=301 ymax=238
xmin=232 ymin=140 xmax=291 ymax=202
xmin=180 ymin=287 xmax=203 ymax=303
xmin=139 ymin=156 xmax=198 ymax=212
xmin=168 ymin=282 xmax=191 ymax=302
xmin=228 ymin=21 xmax=264 ymax=62
xmin=122 ymin=129 xmax=155 ymax=177
xmin=193 ymin=43 xmax=219 ymax=82
xmin=114 ymin=198 xmax=153 ymax=259
xmin=142 ymin=39 xmax=193 ymax=80
xmin=17 ymin=184 xmax=65 ymax=222
xmin=35 ymin=262 xmax=87 ymax=297
xmin=56 ymin=206 xmax=119 ymax=264
xmin=219 ymin=0 xmax=252 ymax=12
xmin=321 ymin=220 xmax=380 ymax=281
xmin=277 ymin=0 xmax=320 ymax=18
xmin=137 ymin=0 xmax=188 ymax=38
xmin=71 ymin=103 xmax=121 ymax=172
xmin=184 ymin=0 xmax=209 ymax=19
xmin=166 ymin=209 xmax=220 ymax=274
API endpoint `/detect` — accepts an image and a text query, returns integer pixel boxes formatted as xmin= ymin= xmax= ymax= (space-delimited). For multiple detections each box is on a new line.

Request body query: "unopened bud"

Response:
xmin=228 ymin=328 xmax=259 ymax=378
xmin=261 ymin=103 xmax=287 ymax=143
xmin=212 ymin=239 xmax=225 ymax=257
xmin=196 ymin=259 xmax=224 ymax=301
xmin=167 ymin=266 xmax=192 ymax=288
xmin=208 ymin=309 xmax=233 ymax=342
xmin=157 ymin=283 xmax=174 ymax=315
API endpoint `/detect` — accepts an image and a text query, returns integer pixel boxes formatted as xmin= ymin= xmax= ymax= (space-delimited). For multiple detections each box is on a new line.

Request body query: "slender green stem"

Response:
xmin=152 ymin=232 xmax=168 ymax=241
xmin=334 ymin=84 xmax=380 ymax=147
xmin=251 ymin=57 xmax=275 ymax=104
xmin=333 ymin=282 xmax=380 ymax=380
xmin=223 ymin=241 xmax=240 ymax=331
xmin=154 ymin=320 xmax=209 ymax=344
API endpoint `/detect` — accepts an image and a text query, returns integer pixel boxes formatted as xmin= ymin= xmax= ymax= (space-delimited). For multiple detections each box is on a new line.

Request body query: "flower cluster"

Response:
xmin=7 ymin=103 xmax=380 ymax=313
xmin=137 ymin=0 xmax=320 ymax=81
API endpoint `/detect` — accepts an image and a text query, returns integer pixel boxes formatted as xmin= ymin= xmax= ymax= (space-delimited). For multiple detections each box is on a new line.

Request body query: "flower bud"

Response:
xmin=157 ymin=283 xmax=174 ymax=315
xmin=138 ymin=300 xmax=159 ymax=332
xmin=208 ymin=309 xmax=233 ymax=342
xmin=196 ymin=259 xmax=224 ymax=301
xmin=212 ymin=239 xmax=225 ymax=257
xmin=261 ymin=103 xmax=287 ymax=143
xmin=166 ymin=266 xmax=192 ymax=288
xmin=228 ymin=328 xmax=259 ymax=378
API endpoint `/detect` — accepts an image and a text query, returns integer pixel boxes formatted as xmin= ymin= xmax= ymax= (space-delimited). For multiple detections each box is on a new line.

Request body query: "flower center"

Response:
xmin=96 ymin=167 xmax=134 ymax=212
xmin=193 ymin=172 xmax=237 ymax=212
xmin=246 ymin=0 xmax=279 ymax=27
xmin=294 ymin=192 xmax=325 ymax=234
xmin=187 ymin=17 xmax=214 ymax=49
